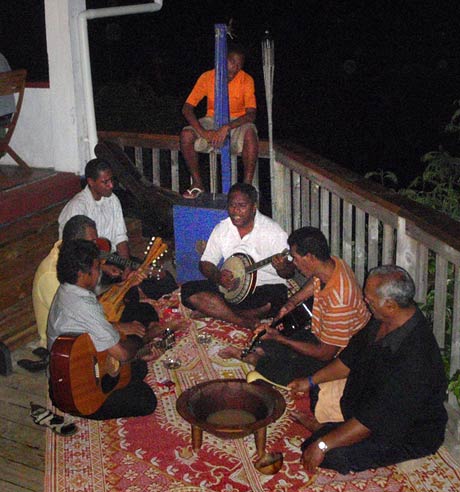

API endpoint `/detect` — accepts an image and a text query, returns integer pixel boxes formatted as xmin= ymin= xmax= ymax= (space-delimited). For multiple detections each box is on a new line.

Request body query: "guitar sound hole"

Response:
xmin=101 ymin=373 xmax=121 ymax=393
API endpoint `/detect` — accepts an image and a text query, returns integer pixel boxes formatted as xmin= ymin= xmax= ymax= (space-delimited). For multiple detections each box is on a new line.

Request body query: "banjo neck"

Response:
xmin=244 ymin=249 xmax=289 ymax=275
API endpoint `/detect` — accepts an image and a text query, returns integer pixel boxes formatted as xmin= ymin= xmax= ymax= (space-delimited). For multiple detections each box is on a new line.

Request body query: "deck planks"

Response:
xmin=0 ymin=198 xmax=147 ymax=492
xmin=0 ymin=346 xmax=47 ymax=492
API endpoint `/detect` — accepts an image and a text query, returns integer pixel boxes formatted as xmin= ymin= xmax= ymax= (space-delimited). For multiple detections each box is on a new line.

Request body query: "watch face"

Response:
xmin=318 ymin=441 xmax=328 ymax=452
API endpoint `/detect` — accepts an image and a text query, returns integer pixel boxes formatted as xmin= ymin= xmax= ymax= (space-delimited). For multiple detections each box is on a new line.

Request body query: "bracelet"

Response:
xmin=307 ymin=375 xmax=317 ymax=390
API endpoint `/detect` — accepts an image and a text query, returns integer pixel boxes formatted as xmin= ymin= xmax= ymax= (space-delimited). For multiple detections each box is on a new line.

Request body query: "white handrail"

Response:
xmin=77 ymin=1 xmax=163 ymax=172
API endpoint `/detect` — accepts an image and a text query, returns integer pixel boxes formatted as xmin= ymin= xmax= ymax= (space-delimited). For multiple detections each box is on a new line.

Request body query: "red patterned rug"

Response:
xmin=45 ymin=291 xmax=460 ymax=491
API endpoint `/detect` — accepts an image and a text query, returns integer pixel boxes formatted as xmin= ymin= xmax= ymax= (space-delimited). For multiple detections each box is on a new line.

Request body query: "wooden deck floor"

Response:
xmin=1 ymin=344 xmax=47 ymax=492
xmin=1 ymin=194 xmax=459 ymax=491
xmin=0 ymin=201 xmax=148 ymax=492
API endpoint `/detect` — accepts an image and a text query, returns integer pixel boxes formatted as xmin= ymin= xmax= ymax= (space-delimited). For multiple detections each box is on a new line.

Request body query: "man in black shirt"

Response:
xmin=289 ymin=265 xmax=447 ymax=474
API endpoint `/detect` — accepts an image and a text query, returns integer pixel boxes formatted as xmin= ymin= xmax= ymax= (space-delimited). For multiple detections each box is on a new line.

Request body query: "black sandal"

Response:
xmin=17 ymin=358 xmax=48 ymax=372
xmin=30 ymin=403 xmax=77 ymax=436
xmin=32 ymin=347 xmax=50 ymax=360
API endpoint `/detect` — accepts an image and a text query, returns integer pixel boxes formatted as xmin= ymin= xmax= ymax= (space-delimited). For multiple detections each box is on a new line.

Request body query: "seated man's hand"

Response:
xmin=121 ymin=266 xmax=133 ymax=281
xmin=115 ymin=321 xmax=146 ymax=338
xmin=123 ymin=268 xmax=147 ymax=286
xmin=271 ymin=253 xmax=296 ymax=279
xmin=213 ymin=125 xmax=230 ymax=147
xmin=200 ymin=129 xmax=216 ymax=146
xmin=253 ymin=325 xmax=281 ymax=342
xmin=253 ymin=323 xmax=269 ymax=336
xmin=264 ymin=326 xmax=283 ymax=341
xmin=219 ymin=269 xmax=237 ymax=291
xmin=271 ymin=253 xmax=288 ymax=271
xmin=102 ymin=264 xmax=123 ymax=278
xmin=302 ymin=440 xmax=326 ymax=473
xmin=287 ymin=377 xmax=312 ymax=394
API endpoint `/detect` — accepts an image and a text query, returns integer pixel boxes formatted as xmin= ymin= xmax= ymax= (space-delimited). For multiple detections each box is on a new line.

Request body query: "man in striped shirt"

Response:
xmin=251 ymin=227 xmax=371 ymax=389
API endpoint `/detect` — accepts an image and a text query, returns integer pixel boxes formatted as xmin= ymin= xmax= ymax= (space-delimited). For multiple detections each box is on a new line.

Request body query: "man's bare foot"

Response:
xmin=218 ymin=346 xmax=261 ymax=365
xmin=218 ymin=346 xmax=241 ymax=359
xmin=143 ymin=323 xmax=164 ymax=343
xmin=291 ymin=411 xmax=324 ymax=432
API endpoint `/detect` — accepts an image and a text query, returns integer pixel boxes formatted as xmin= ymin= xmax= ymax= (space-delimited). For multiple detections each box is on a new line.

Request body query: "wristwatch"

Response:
xmin=317 ymin=440 xmax=328 ymax=453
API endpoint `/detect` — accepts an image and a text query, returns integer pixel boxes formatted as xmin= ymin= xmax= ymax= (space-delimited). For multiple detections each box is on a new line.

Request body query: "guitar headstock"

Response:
xmin=140 ymin=237 xmax=168 ymax=276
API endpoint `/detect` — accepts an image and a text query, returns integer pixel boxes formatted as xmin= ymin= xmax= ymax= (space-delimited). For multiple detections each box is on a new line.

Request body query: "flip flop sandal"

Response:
xmin=17 ymin=358 xmax=49 ymax=372
xmin=182 ymin=187 xmax=204 ymax=199
xmin=30 ymin=403 xmax=77 ymax=436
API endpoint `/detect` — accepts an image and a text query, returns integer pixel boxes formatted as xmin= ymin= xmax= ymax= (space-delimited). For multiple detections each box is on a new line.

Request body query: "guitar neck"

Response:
xmin=100 ymin=252 xmax=141 ymax=270
xmin=245 ymin=249 xmax=288 ymax=274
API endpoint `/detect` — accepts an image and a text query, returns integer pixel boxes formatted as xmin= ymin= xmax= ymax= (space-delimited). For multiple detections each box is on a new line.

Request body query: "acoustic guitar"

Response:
xmin=99 ymin=237 xmax=168 ymax=322
xmin=219 ymin=249 xmax=288 ymax=304
xmin=96 ymin=237 xmax=142 ymax=270
xmin=49 ymin=333 xmax=131 ymax=416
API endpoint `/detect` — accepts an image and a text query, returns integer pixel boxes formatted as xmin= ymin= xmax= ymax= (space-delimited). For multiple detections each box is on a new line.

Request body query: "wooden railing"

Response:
xmin=99 ymin=130 xmax=460 ymax=428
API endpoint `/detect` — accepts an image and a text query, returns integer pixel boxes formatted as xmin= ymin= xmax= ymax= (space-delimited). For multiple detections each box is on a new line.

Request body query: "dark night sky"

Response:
xmin=2 ymin=0 xmax=460 ymax=182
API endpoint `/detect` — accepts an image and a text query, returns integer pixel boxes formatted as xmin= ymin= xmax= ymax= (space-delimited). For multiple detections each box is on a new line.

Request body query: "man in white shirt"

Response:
xmin=58 ymin=158 xmax=178 ymax=299
xmin=180 ymin=183 xmax=295 ymax=328
xmin=58 ymin=158 xmax=130 ymax=257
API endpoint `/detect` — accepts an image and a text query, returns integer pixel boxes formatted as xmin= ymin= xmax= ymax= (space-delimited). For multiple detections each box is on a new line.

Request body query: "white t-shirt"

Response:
xmin=200 ymin=210 xmax=288 ymax=286
xmin=58 ymin=186 xmax=128 ymax=252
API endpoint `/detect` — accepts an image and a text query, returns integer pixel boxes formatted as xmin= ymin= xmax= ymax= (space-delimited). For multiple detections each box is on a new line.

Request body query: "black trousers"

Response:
xmin=256 ymin=329 xmax=329 ymax=386
xmin=181 ymin=280 xmax=288 ymax=317
xmin=301 ymin=423 xmax=439 ymax=474
xmin=88 ymin=359 xmax=157 ymax=420
xmin=84 ymin=302 xmax=159 ymax=420
xmin=50 ymin=303 xmax=158 ymax=420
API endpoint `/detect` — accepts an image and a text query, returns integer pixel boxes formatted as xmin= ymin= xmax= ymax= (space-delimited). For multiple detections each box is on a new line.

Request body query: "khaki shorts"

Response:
xmin=314 ymin=379 xmax=346 ymax=423
xmin=184 ymin=116 xmax=258 ymax=154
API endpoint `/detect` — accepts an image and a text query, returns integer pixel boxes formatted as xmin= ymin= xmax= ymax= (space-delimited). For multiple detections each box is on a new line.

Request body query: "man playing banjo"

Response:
xmin=180 ymin=183 xmax=295 ymax=328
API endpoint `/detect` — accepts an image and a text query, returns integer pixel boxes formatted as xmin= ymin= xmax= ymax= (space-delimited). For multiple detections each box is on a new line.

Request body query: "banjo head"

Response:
xmin=219 ymin=253 xmax=256 ymax=304
xmin=222 ymin=254 xmax=251 ymax=278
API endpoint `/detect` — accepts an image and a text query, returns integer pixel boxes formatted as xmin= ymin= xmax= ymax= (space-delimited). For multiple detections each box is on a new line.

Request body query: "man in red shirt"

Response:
xmin=180 ymin=45 xmax=258 ymax=198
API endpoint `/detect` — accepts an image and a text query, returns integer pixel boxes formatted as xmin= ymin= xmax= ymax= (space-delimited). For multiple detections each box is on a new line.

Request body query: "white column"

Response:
xmin=45 ymin=0 xmax=89 ymax=174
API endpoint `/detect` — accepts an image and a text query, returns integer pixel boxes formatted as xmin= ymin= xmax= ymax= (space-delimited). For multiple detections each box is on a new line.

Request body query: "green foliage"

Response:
xmin=448 ymin=370 xmax=460 ymax=404
xmin=398 ymin=100 xmax=460 ymax=220
xmin=368 ymin=102 xmax=460 ymax=396
xmin=401 ymin=151 xmax=460 ymax=220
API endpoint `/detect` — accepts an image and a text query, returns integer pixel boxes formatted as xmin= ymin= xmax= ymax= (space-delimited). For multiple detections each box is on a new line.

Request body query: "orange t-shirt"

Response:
xmin=311 ymin=257 xmax=371 ymax=348
xmin=185 ymin=69 xmax=256 ymax=119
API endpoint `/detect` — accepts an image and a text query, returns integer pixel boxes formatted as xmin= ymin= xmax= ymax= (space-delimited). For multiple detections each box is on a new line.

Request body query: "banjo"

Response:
xmin=219 ymin=249 xmax=289 ymax=304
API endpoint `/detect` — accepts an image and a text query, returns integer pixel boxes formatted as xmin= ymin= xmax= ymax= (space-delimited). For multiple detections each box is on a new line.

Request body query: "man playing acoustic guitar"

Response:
xmin=47 ymin=239 xmax=157 ymax=420
xmin=180 ymin=183 xmax=295 ymax=328
xmin=32 ymin=215 xmax=125 ymax=353
xmin=58 ymin=158 xmax=177 ymax=299
xmin=31 ymin=215 xmax=159 ymax=361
